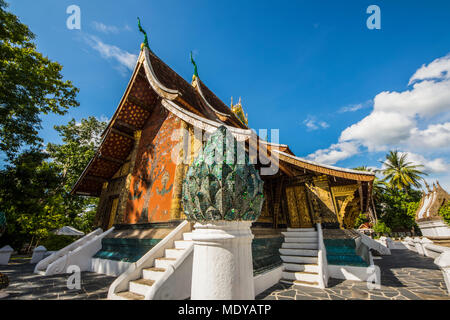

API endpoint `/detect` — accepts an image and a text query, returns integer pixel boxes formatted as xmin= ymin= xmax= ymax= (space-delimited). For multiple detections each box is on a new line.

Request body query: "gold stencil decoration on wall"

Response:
xmin=285 ymin=185 xmax=313 ymax=228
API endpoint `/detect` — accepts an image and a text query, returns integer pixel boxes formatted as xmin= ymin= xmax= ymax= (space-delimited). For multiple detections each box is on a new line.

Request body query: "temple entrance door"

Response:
xmin=285 ymin=185 xmax=313 ymax=228
xmin=104 ymin=196 xmax=119 ymax=230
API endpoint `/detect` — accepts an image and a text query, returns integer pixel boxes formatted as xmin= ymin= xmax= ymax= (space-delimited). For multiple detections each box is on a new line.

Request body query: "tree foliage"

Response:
xmin=440 ymin=202 xmax=450 ymax=226
xmin=0 ymin=117 xmax=106 ymax=251
xmin=381 ymin=150 xmax=427 ymax=192
xmin=354 ymin=152 xmax=427 ymax=233
xmin=0 ymin=0 xmax=79 ymax=160
xmin=0 ymin=150 xmax=64 ymax=249
xmin=374 ymin=183 xmax=422 ymax=232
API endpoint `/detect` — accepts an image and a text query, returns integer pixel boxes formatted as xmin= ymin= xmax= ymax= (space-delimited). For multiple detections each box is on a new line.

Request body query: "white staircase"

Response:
xmin=34 ymin=227 xmax=114 ymax=275
xmin=280 ymin=227 xmax=323 ymax=288
xmin=109 ymin=221 xmax=194 ymax=300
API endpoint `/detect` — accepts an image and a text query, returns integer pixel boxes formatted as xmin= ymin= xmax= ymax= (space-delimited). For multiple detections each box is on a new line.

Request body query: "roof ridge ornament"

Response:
xmin=137 ymin=17 xmax=149 ymax=50
xmin=424 ymin=180 xmax=431 ymax=193
xmin=190 ymin=51 xmax=199 ymax=80
xmin=231 ymin=96 xmax=249 ymax=126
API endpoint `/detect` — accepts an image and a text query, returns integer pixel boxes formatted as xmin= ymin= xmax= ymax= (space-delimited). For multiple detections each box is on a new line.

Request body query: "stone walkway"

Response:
xmin=1 ymin=249 xmax=448 ymax=300
xmin=256 ymin=249 xmax=450 ymax=300
xmin=0 ymin=258 xmax=115 ymax=300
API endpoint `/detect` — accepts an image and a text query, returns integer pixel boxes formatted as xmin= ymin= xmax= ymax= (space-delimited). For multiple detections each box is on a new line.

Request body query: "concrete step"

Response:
xmin=287 ymin=228 xmax=315 ymax=232
xmin=281 ymin=255 xmax=318 ymax=264
xmin=115 ymin=291 xmax=144 ymax=300
xmin=183 ymin=233 xmax=193 ymax=241
xmin=279 ymin=248 xmax=318 ymax=257
xmin=142 ymin=267 xmax=166 ymax=281
xmin=282 ymin=242 xmax=318 ymax=249
xmin=282 ymin=271 xmax=320 ymax=283
xmin=283 ymin=263 xmax=319 ymax=273
xmin=284 ymin=237 xmax=317 ymax=243
xmin=174 ymin=240 xmax=192 ymax=249
xmin=129 ymin=278 xmax=155 ymax=296
xmin=293 ymin=279 xmax=320 ymax=288
xmin=280 ymin=278 xmax=320 ymax=288
xmin=154 ymin=257 xmax=176 ymax=269
xmin=282 ymin=231 xmax=317 ymax=238
xmin=165 ymin=248 xmax=184 ymax=259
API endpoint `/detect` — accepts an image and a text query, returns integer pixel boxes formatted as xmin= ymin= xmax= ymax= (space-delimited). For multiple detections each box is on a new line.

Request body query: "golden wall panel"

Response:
xmin=286 ymin=185 xmax=313 ymax=228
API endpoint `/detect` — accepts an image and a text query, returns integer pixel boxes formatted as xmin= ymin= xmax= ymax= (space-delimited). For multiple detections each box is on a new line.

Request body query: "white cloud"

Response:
xmin=303 ymin=116 xmax=329 ymax=131
xmin=306 ymin=53 xmax=450 ymax=171
xmin=408 ymin=122 xmax=450 ymax=150
xmin=338 ymin=53 xmax=450 ymax=154
xmin=373 ymin=79 xmax=450 ymax=118
xmin=409 ymin=54 xmax=450 ymax=84
xmin=92 ymin=22 xmax=119 ymax=34
xmin=340 ymin=111 xmax=414 ymax=151
xmin=307 ymin=141 xmax=359 ymax=165
xmin=401 ymin=152 xmax=449 ymax=174
xmin=83 ymin=35 xmax=137 ymax=73
xmin=339 ymin=103 xmax=363 ymax=113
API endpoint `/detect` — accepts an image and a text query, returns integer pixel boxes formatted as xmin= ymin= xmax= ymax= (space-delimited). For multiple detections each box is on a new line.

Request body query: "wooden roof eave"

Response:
xmin=273 ymin=150 xmax=375 ymax=182
xmin=193 ymin=77 xmax=248 ymax=129
xmin=142 ymin=48 xmax=179 ymax=100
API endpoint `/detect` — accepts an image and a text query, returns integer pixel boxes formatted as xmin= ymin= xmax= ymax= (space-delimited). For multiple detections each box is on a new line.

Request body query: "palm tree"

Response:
xmin=381 ymin=150 xmax=427 ymax=192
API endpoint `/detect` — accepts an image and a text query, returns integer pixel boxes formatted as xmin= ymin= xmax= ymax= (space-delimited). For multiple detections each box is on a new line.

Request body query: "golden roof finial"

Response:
xmin=231 ymin=96 xmax=248 ymax=126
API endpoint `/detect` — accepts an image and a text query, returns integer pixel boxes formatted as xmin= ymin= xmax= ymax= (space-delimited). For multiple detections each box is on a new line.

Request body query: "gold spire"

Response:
xmin=230 ymin=96 xmax=248 ymax=126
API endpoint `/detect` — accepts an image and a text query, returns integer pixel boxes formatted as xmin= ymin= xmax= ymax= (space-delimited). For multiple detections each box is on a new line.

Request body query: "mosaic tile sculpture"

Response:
xmin=182 ymin=126 xmax=264 ymax=222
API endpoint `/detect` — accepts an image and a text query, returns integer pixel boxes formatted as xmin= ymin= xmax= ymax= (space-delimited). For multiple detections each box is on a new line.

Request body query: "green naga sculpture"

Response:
xmin=137 ymin=17 xmax=149 ymax=49
xmin=190 ymin=51 xmax=199 ymax=78
xmin=182 ymin=126 xmax=264 ymax=222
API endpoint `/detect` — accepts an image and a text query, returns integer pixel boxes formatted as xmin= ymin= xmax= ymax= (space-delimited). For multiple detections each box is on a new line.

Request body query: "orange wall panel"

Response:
xmin=125 ymin=111 xmax=181 ymax=224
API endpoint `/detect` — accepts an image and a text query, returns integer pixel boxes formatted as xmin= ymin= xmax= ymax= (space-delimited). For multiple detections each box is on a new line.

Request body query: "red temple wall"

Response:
xmin=125 ymin=108 xmax=181 ymax=224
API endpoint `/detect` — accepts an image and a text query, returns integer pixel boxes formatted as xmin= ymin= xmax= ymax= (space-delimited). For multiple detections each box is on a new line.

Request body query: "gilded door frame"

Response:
xmin=285 ymin=184 xmax=314 ymax=228
xmin=105 ymin=196 xmax=120 ymax=230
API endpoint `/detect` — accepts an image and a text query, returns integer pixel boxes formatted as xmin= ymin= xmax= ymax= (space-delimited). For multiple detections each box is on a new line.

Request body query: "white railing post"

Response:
xmin=435 ymin=252 xmax=450 ymax=296
xmin=316 ymin=223 xmax=328 ymax=288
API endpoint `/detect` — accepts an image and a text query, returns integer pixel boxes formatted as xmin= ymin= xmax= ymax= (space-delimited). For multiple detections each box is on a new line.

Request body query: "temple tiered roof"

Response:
xmin=72 ymin=46 xmax=375 ymax=200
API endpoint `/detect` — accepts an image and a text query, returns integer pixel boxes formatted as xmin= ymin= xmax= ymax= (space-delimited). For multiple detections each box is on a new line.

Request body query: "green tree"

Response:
xmin=376 ymin=185 xmax=421 ymax=232
xmin=381 ymin=150 xmax=427 ymax=192
xmin=46 ymin=116 xmax=107 ymax=231
xmin=0 ymin=117 xmax=107 ymax=250
xmin=0 ymin=0 xmax=79 ymax=160
xmin=439 ymin=202 xmax=450 ymax=226
xmin=0 ymin=150 xmax=65 ymax=250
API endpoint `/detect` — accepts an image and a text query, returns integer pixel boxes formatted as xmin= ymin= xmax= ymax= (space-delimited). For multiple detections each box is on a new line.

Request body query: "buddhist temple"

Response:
xmin=65 ymin=32 xmax=381 ymax=299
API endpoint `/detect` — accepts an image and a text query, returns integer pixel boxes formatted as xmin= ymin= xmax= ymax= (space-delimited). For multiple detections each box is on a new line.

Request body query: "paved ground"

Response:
xmin=256 ymin=249 xmax=450 ymax=300
xmin=1 ymin=249 xmax=448 ymax=300
xmin=0 ymin=256 xmax=115 ymax=300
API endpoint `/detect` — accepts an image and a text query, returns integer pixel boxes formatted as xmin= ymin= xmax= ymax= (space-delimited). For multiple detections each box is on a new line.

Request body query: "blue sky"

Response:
xmin=7 ymin=0 xmax=450 ymax=189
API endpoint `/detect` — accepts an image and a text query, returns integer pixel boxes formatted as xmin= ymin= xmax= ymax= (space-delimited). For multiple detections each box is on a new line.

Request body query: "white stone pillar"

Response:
xmin=191 ymin=221 xmax=255 ymax=300
xmin=420 ymin=238 xmax=434 ymax=257
xmin=414 ymin=237 xmax=424 ymax=255
xmin=0 ymin=245 xmax=13 ymax=265
xmin=30 ymin=245 xmax=47 ymax=264
xmin=435 ymin=251 xmax=450 ymax=296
